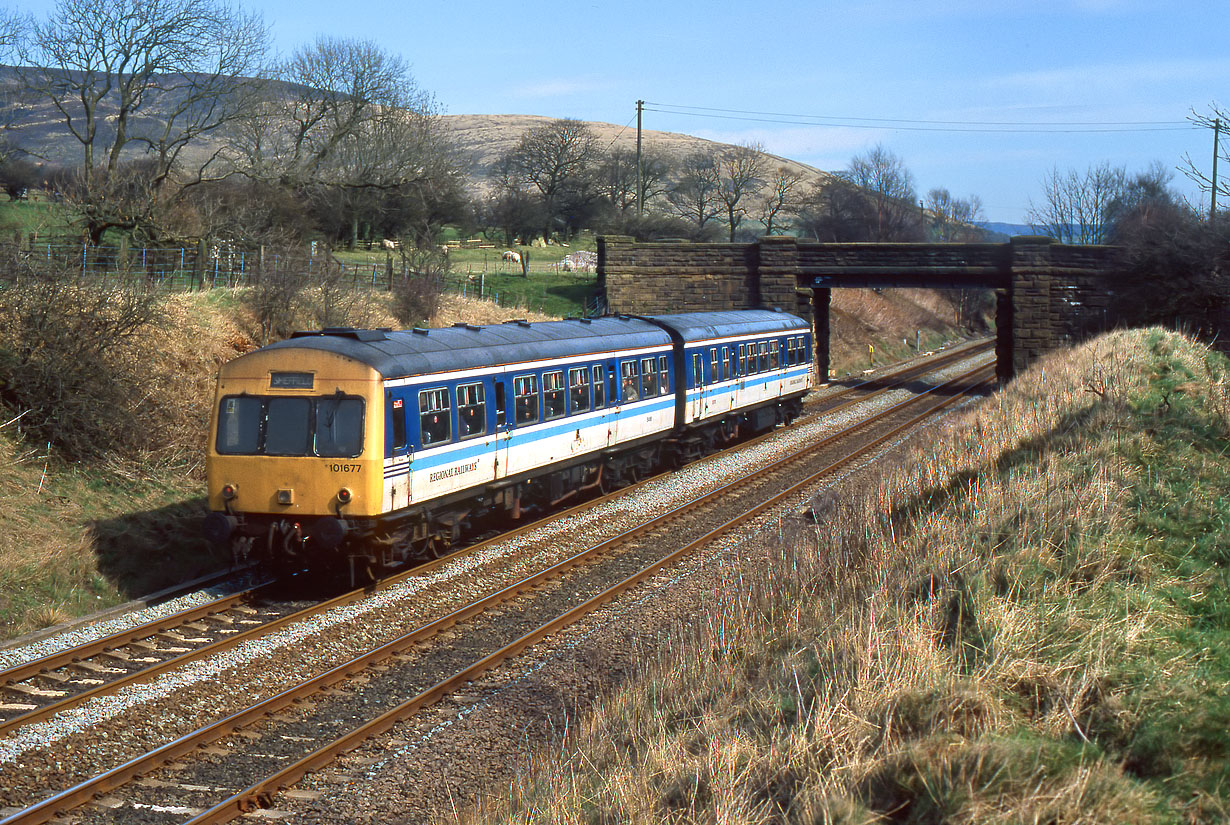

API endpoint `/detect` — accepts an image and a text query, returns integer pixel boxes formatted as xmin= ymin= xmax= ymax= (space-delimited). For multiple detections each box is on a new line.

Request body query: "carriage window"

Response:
xmin=758 ymin=341 xmax=769 ymax=372
xmin=457 ymin=382 xmax=486 ymax=438
xmin=692 ymin=353 xmax=701 ymax=387
xmin=709 ymin=348 xmax=719 ymax=383
xmin=544 ymin=371 xmax=566 ymax=420
xmin=569 ymin=367 xmax=590 ymax=413
xmin=315 ymin=397 xmax=364 ymax=457
xmin=514 ymin=374 xmax=539 ymax=425
xmin=739 ymin=343 xmax=748 ymax=375
xmin=388 ymin=397 xmax=407 ymax=450
xmin=770 ymin=341 xmax=780 ymax=369
xmin=419 ymin=388 xmax=451 ymax=446
xmin=620 ymin=361 xmax=640 ymax=402
xmin=721 ymin=347 xmax=730 ymax=381
xmin=593 ymin=365 xmax=606 ymax=408
xmin=658 ymin=355 xmax=669 ymax=395
xmin=640 ymin=357 xmax=658 ymax=397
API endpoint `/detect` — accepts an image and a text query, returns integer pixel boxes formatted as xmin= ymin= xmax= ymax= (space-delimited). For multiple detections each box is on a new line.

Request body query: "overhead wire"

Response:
xmin=641 ymin=101 xmax=1197 ymax=134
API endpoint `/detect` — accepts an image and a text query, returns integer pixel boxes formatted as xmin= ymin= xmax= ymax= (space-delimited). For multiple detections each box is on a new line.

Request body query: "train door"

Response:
xmin=385 ymin=390 xmax=412 ymax=512
xmin=494 ymin=374 xmax=512 ymax=482
xmin=612 ymin=358 xmax=639 ymax=445
xmin=594 ymin=364 xmax=614 ymax=449
xmin=689 ymin=350 xmax=704 ymax=422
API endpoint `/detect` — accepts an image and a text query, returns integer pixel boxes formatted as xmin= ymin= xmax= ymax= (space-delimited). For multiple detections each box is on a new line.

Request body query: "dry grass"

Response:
xmin=468 ymin=327 xmax=1229 ymax=825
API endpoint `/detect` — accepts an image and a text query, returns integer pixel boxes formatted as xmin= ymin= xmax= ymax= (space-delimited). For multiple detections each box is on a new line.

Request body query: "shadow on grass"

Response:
xmin=88 ymin=495 xmax=229 ymax=600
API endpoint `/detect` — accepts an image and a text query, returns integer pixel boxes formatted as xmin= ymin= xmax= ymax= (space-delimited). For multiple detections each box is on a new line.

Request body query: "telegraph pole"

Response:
xmin=1212 ymin=117 xmax=1221 ymax=219
xmin=636 ymin=99 xmax=644 ymax=219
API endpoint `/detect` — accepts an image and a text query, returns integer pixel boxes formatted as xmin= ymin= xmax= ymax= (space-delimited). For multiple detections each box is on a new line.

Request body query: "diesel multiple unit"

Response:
xmin=203 ymin=310 xmax=814 ymax=577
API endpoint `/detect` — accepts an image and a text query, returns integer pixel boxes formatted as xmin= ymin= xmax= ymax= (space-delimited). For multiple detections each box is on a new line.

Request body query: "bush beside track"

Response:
xmin=471 ymin=328 xmax=1229 ymax=825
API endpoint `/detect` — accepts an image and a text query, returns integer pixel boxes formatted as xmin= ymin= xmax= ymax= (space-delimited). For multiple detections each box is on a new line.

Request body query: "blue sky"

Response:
xmin=22 ymin=0 xmax=1228 ymax=223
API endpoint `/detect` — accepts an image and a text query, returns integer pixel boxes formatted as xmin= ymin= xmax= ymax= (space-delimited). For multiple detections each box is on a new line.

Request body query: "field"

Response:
xmin=333 ymin=238 xmax=602 ymax=319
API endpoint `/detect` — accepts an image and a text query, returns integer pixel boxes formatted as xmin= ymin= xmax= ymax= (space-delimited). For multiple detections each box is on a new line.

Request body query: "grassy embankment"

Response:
xmin=470 ymin=327 xmax=1229 ymax=824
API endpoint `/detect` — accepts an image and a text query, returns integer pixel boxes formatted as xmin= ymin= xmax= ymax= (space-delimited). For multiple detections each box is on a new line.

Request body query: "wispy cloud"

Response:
xmin=510 ymin=78 xmax=611 ymax=99
xmin=986 ymin=57 xmax=1230 ymax=97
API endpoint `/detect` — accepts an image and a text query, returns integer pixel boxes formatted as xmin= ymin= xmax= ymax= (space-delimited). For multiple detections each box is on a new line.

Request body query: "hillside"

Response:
xmin=0 ymin=66 xmax=831 ymax=197
xmin=441 ymin=113 xmax=832 ymax=191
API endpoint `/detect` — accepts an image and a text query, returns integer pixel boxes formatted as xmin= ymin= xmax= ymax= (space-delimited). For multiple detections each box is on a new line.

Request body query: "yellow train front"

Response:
xmin=202 ymin=333 xmax=386 ymax=575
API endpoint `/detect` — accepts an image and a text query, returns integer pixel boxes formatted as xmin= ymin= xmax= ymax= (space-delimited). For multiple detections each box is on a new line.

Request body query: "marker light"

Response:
xmin=221 ymin=484 xmax=237 ymax=500
xmin=337 ymin=487 xmax=353 ymax=504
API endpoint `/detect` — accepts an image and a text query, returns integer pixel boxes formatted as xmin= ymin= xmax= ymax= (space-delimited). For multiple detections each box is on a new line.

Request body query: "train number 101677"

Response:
xmin=329 ymin=463 xmax=361 ymax=474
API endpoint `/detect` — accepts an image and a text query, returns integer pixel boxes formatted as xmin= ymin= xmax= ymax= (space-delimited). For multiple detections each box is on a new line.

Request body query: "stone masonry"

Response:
xmin=597 ymin=235 xmax=1122 ymax=381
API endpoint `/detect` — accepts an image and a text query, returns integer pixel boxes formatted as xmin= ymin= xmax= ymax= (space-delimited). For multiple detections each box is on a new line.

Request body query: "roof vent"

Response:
xmin=452 ymin=322 xmax=483 ymax=331
xmin=412 ymin=327 xmax=429 ymax=336
xmin=291 ymin=328 xmax=388 ymax=342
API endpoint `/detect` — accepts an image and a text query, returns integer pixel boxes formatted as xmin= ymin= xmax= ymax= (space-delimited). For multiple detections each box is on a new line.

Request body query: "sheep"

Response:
xmin=501 ymin=251 xmax=521 ymax=264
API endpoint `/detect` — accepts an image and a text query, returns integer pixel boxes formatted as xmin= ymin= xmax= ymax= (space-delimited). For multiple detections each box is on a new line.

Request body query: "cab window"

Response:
xmin=315 ymin=397 xmax=364 ymax=457
xmin=217 ymin=396 xmax=263 ymax=454
xmin=419 ymin=388 xmax=451 ymax=446
xmin=216 ymin=395 xmax=364 ymax=458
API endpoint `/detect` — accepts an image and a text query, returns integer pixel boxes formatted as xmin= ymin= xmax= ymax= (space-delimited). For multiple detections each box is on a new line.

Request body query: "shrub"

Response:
xmin=0 ymin=246 xmax=166 ymax=460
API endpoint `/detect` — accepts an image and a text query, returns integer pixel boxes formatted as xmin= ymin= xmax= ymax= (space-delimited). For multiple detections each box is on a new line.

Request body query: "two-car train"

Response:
xmin=203 ymin=309 xmax=814 ymax=578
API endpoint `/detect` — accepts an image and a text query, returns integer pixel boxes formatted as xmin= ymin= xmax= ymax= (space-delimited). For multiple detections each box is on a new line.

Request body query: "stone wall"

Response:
xmin=597 ymin=235 xmax=1122 ymax=380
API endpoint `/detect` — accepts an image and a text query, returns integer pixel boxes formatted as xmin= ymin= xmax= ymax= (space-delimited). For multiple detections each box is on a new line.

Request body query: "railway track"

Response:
xmin=0 ymin=354 xmax=994 ymax=824
xmin=0 ymin=338 xmax=991 ymax=740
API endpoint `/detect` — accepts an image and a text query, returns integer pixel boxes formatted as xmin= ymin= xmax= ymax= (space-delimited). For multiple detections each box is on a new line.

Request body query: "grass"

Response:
xmin=466 ymin=327 xmax=1229 ymax=825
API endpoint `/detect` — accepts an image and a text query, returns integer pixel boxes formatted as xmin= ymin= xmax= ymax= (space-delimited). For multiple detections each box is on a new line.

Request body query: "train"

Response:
xmin=202 ymin=309 xmax=814 ymax=580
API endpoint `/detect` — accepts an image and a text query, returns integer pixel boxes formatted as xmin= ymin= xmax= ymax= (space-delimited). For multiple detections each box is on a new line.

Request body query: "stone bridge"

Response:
xmin=596 ymin=235 xmax=1122 ymax=382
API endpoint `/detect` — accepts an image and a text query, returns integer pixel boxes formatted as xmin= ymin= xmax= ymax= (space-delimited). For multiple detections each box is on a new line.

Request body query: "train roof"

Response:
xmin=258 ymin=316 xmax=673 ymax=380
xmin=639 ymin=309 xmax=809 ymax=343
xmin=248 ymin=310 xmax=810 ymax=381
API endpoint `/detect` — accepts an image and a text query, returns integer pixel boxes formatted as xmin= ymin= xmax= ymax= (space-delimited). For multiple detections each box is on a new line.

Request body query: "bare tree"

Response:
xmin=791 ymin=178 xmax=875 ymax=242
xmin=495 ymin=118 xmax=599 ymax=243
xmin=597 ymin=147 xmax=671 ymax=215
xmin=666 ymin=149 xmax=722 ymax=236
xmin=1026 ymin=162 xmax=1127 ymax=244
xmin=756 ymin=165 xmax=805 ymax=236
xmin=238 ymin=37 xmax=462 ymax=248
xmin=844 ymin=144 xmax=921 ymax=241
xmin=1181 ymin=105 xmax=1229 ymax=214
xmin=925 ymin=187 xmax=986 ymax=242
xmin=18 ymin=0 xmax=270 ymax=243
xmin=713 ymin=142 xmax=766 ymax=242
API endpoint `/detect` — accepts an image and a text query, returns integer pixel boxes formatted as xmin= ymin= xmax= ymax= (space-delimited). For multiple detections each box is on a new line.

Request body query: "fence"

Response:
xmin=0 ymin=241 xmax=602 ymax=316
